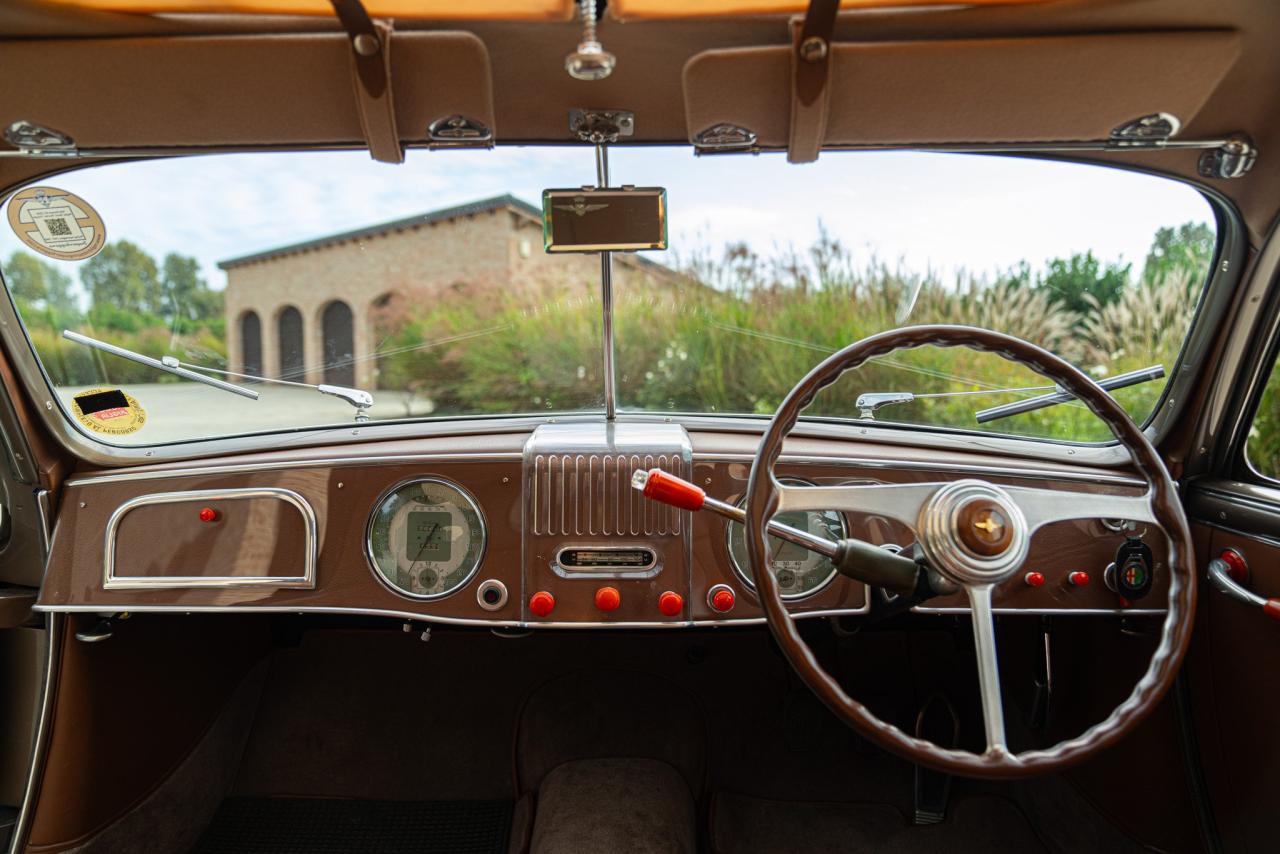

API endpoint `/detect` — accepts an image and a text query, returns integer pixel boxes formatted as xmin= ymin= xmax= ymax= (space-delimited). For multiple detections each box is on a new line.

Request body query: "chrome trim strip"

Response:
xmin=65 ymin=451 xmax=524 ymax=487
xmin=102 ymin=488 xmax=317 ymax=589
xmin=8 ymin=613 xmax=62 ymax=854
xmin=363 ymin=476 xmax=488 ymax=602
xmin=699 ymin=454 xmax=1144 ymax=487
xmin=914 ymin=606 xmax=1166 ymax=615
xmin=34 ymin=488 xmax=52 ymax=560
xmin=30 ymin=602 xmax=1155 ymax=624
xmin=62 ymin=450 xmax=1142 ymax=489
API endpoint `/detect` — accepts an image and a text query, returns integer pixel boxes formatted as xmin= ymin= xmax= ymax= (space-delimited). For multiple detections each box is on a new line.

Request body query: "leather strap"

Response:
xmin=788 ymin=0 xmax=840 ymax=163
xmin=330 ymin=0 xmax=403 ymax=164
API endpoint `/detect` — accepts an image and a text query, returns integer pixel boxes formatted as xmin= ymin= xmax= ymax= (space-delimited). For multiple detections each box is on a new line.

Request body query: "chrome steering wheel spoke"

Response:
xmin=966 ymin=583 xmax=1010 ymax=758
xmin=1001 ymin=484 xmax=1156 ymax=534
xmin=775 ymin=481 xmax=939 ymax=529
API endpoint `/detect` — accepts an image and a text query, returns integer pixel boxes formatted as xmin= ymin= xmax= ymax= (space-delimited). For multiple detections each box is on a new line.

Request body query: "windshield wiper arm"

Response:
xmin=161 ymin=360 xmax=374 ymax=421
xmin=974 ymin=365 xmax=1165 ymax=423
xmin=854 ymin=364 xmax=1165 ymax=423
xmin=62 ymin=330 xmax=259 ymax=400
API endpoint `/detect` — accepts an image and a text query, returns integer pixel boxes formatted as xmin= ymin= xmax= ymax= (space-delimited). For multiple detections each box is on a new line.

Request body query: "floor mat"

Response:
xmin=711 ymin=792 xmax=1048 ymax=854
xmin=193 ymin=797 xmax=513 ymax=854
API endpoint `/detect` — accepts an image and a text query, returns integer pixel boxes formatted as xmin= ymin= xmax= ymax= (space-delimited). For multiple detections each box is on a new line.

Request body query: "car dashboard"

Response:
xmin=35 ymin=423 xmax=1166 ymax=627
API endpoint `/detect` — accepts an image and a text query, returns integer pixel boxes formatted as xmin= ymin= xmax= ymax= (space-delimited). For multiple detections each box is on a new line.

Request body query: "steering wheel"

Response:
xmin=743 ymin=325 xmax=1195 ymax=778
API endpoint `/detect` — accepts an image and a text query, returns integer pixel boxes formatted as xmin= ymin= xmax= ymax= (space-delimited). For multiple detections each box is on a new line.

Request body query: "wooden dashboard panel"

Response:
xmin=35 ymin=430 xmax=1169 ymax=625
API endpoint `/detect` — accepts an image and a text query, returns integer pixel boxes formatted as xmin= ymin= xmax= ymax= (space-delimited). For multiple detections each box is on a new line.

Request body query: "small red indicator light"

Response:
xmin=1220 ymin=549 xmax=1248 ymax=584
xmin=1024 ymin=571 xmax=1046 ymax=588
xmin=594 ymin=586 xmax=621 ymax=612
xmin=1068 ymin=571 xmax=1090 ymax=587
xmin=710 ymin=588 xmax=736 ymax=613
xmin=198 ymin=507 xmax=219 ymax=523
xmin=529 ymin=591 xmax=556 ymax=618
xmin=658 ymin=591 xmax=684 ymax=616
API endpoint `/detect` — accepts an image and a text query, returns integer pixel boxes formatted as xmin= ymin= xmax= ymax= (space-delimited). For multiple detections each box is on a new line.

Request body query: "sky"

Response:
xmin=0 ymin=146 xmax=1215 ymax=294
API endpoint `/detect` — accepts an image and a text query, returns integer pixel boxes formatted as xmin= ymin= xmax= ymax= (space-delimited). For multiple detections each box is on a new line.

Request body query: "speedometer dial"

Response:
xmin=367 ymin=478 xmax=487 ymax=600
xmin=726 ymin=479 xmax=846 ymax=600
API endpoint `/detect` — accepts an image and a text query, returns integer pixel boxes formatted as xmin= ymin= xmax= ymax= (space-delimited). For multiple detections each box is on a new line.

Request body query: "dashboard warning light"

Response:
xmin=529 ymin=591 xmax=556 ymax=618
xmin=1024 ymin=571 xmax=1046 ymax=588
xmin=594 ymin=586 xmax=621 ymax=612
xmin=658 ymin=591 xmax=684 ymax=617
xmin=198 ymin=507 xmax=219 ymax=523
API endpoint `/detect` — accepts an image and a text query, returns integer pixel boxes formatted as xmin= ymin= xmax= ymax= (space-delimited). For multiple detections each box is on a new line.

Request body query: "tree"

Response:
xmin=1142 ymin=221 xmax=1216 ymax=287
xmin=1035 ymin=251 xmax=1131 ymax=316
xmin=160 ymin=253 xmax=221 ymax=323
xmin=4 ymin=251 xmax=75 ymax=313
xmin=80 ymin=240 xmax=161 ymax=316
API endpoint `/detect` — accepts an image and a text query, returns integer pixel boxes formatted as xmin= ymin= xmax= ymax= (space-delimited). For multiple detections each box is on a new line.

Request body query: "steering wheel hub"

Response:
xmin=917 ymin=480 xmax=1029 ymax=586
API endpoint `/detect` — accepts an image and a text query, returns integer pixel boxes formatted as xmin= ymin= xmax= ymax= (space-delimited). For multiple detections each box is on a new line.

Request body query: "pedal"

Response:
xmin=913 ymin=694 xmax=959 ymax=825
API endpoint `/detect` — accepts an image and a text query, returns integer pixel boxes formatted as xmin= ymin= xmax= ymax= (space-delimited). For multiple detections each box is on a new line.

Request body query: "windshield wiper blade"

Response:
xmin=62 ymin=330 xmax=259 ymax=401
xmin=974 ymin=365 xmax=1165 ymax=423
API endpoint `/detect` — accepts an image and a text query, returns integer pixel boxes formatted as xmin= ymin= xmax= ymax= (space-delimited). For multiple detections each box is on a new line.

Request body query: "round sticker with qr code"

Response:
xmin=70 ymin=388 xmax=146 ymax=436
xmin=6 ymin=186 xmax=106 ymax=261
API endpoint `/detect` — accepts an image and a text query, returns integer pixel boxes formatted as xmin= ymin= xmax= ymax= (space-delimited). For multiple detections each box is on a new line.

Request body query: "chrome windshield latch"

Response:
xmin=427 ymin=115 xmax=493 ymax=149
xmin=3 ymin=121 xmax=77 ymax=157
xmin=693 ymin=124 xmax=759 ymax=155
xmin=1199 ymin=135 xmax=1257 ymax=179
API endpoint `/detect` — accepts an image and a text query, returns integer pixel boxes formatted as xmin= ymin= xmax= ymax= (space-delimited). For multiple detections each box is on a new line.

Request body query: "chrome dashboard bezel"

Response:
xmin=364 ymin=475 xmax=489 ymax=602
xmin=102 ymin=487 xmax=317 ymax=590
xmin=724 ymin=477 xmax=848 ymax=601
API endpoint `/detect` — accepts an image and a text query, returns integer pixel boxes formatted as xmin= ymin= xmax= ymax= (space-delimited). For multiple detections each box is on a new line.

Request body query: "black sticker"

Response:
xmin=74 ymin=388 xmax=129 ymax=416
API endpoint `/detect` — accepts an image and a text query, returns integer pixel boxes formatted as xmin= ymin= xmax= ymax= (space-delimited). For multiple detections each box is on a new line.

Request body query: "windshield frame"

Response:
xmin=0 ymin=148 xmax=1245 ymax=468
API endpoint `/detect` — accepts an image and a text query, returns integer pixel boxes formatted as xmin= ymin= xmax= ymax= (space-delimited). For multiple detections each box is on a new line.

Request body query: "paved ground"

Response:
xmin=57 ymin=382 xmax=435 ymax=445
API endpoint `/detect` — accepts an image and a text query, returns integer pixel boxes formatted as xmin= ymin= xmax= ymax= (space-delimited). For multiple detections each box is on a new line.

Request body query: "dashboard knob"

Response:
xmin=658 ymin=591 xmax=684 ymax=617
xmin=198 ymin=507 xmax=219 ymax=523
xmin=529 ymin=591 xmax=556 ymax=618
xmin=1024 ymin=571 xmax=1045 ymax=587
xmin=709 ymin=585 xmax=736 ymax=613
xmin=1068 ymin=571 xmax=1090 ymax=587
xmin=594 ymin=586 xmax=621 ymax=612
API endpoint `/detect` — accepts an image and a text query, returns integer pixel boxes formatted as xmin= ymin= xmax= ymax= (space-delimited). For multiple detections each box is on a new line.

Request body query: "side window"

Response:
xmin=1246 ymin=358 xmax=1280 ymax=480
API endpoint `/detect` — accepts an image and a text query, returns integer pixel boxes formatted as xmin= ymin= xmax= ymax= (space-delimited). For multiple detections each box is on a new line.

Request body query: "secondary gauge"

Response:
xmin=726 ymin=479 xmax=847 ymax=600
xmin=367 ymin=477 xmax=487 ymax=600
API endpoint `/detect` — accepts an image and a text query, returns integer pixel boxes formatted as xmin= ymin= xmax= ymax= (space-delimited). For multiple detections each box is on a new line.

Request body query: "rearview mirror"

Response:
xmin=542 ymin=186 xmax=667 ymax=253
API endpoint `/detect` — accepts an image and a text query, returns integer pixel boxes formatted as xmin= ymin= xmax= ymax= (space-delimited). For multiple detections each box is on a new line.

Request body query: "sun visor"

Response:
xmin=683 ymin=31 xmax=1241 ymax=151
xmin=0 ymin=30 xmax=496 ymax=151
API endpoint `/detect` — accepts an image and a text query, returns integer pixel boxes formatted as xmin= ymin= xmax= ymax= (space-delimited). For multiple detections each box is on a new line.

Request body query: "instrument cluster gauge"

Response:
xmin=726 ymin=478 xmax=847 ymax=600
xmin=367 ymin=477 xmax=487 ymax=600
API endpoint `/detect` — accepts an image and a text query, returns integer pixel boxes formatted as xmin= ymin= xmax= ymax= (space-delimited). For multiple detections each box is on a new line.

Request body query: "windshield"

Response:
xmin=0 ymin=147 xmax=1217 ymax=447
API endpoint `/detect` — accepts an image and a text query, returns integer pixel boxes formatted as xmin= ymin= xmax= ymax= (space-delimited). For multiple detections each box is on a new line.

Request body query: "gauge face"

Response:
xmin=727 ymin=480 xmax=846 ymax=600
xmin=367 ymin=478 xmax=486 ymax=600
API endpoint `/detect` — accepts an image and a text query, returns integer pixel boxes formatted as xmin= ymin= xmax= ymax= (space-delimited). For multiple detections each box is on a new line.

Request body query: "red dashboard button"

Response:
xmin=198 ymin=507 xmax=219 ymax=523
xmin=710 ymin=587 xmax=736 ymax=613
xmin=529 ymin=591 xmax=556 ymax=618
xmin=1024 ymin=571 xmax=1045 ymax=588
xmin=658 ymin=591 xmax=684 ymax=617
xmin=594 ymin=586 xmax=621 ymax=612
xmin=1068 ymin=571 xmax=1090 ymax=587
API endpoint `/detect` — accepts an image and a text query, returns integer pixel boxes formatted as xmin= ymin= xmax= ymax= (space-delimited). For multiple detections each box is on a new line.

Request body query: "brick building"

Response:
xmin=219 ymin=195 xmax=672 ymax=389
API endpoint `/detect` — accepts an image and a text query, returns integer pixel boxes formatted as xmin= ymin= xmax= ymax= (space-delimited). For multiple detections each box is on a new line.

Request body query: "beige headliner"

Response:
xmin=0 ymin=0 xmax=1276 ymax=243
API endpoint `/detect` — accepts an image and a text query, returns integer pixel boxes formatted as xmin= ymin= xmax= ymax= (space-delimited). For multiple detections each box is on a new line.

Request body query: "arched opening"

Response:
xmin=239 ymin=311 xmax=262 ymax=379
xmin=277 ymin=305 xmax=305 ymax=381
xmin=321 ymin=300 xmax=356 ymax=387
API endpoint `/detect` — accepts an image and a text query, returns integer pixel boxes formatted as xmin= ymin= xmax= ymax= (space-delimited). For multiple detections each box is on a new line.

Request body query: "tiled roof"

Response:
xmin=218 ymin=194 xmax=541 ymax=269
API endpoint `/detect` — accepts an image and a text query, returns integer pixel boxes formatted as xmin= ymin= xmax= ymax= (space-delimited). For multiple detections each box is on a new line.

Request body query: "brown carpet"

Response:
xmin=710 ymin=792 xmax=1049 ymax=854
